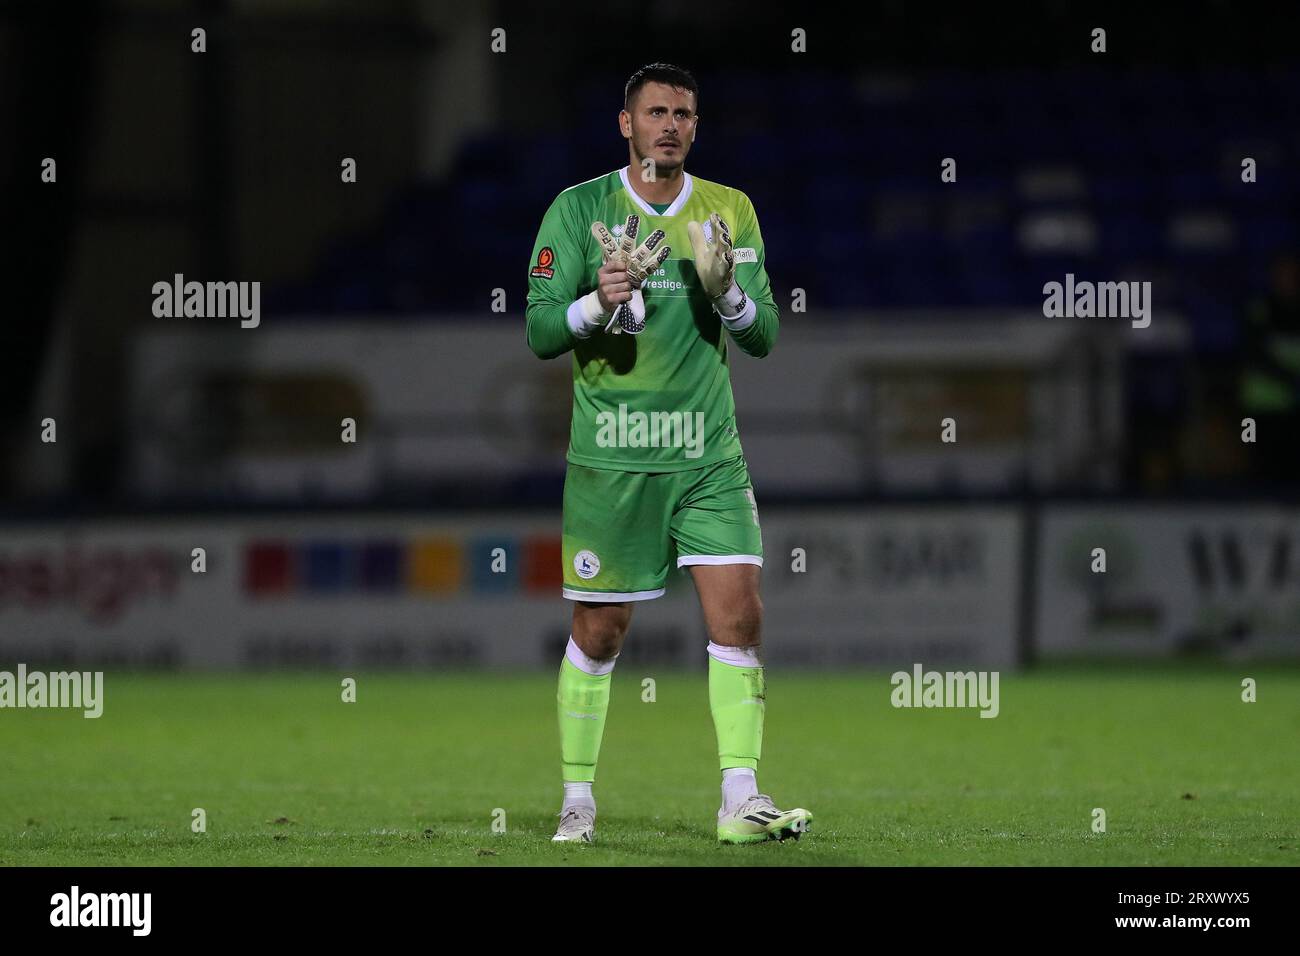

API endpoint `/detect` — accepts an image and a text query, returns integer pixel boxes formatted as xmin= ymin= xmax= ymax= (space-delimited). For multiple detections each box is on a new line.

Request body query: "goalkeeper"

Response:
xmin=525 ymin=62 xmax=812 ymax=845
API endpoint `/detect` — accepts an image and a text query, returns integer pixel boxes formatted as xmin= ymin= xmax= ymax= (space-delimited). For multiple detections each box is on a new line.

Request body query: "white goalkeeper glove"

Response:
xmin=687 ymin=211 xmax=748 ymax=319
xmin=590 ymin=214 xmax=671 ymax=334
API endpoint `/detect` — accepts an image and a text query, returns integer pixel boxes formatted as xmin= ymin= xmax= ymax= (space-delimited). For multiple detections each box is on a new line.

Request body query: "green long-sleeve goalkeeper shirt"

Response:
xmin=525 ymin=166 xmax=779 ymax=472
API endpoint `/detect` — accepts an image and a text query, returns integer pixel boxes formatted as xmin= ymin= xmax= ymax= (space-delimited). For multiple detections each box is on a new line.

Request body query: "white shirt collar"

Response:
xmin=618 ymin=166 xmax=693 ymax=217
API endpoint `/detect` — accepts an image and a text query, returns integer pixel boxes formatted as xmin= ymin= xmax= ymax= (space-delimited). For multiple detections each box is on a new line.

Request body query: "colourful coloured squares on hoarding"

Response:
xmin=242 ymin=534 xmax=562 ymax=597
xmin=522 ymin=536 xmax=563 ymax=593
xmin=407 ymin=537 xmax=463 ymax=593
xmin=245 ymin=541 xmax=293 ymax=595
xmin=469 ymin=538 xmax=517 ymax=592
xmin=303 ymin=541 xmax=352 ymax=592
xmin=358 ymin=541 xmax=403 ymax=591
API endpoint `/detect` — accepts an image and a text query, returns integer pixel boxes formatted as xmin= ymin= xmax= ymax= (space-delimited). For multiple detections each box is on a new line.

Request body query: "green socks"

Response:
xmin=708 ymin=648 xmax=766 ymax=771
xmin=556 ymin=654 xmax=612 ymax=783
xmin=557 ymin=640 xmax=766 ymax=785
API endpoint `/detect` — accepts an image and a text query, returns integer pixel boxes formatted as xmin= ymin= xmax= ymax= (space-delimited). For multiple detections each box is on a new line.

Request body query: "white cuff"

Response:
xmin=707 ymin=640 xmax=763 ymax=668
xmin=566 ymin=635 xmax=618 ymax=676
xmin=567 ymin=291 xmax=609 ymax=338
xmin=717 ymin=286 xmax=756 ymax=331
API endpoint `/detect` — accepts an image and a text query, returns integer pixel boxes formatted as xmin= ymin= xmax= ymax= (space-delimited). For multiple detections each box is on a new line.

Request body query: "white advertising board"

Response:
xmin=1037 ymin=506 xmax=1300 ymax=658
xmin=0 ymin=508 xmax=1022 ymax=670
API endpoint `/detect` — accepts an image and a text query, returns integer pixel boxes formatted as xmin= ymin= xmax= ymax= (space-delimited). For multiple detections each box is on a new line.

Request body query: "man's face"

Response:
xmin=623 ymin=81 xmax=697 ymax=174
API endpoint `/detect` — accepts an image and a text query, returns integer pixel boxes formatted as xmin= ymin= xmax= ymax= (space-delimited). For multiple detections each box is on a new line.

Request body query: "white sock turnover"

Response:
xmin=562 ymin=781 xmax=595 ymax=812
xmin=565 ymin=635 xmax=618 ymax=676
xmin=721 ymin=767 xmax=758 ymax=813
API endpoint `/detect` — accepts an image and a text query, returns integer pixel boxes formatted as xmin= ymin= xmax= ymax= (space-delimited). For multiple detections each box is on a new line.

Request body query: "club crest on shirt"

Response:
xmin=574 ymin=550 xmax=601 ymax=580
xmin=531 ymin=246 xmax=556 ymax=280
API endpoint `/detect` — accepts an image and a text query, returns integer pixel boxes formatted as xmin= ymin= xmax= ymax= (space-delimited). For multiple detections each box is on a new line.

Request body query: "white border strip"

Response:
xmin=619 ymin=166 xmax=693 ymax=217
xmin=562 ymin=586 xmax=666 ymax=603
xmin=676 ymin=554 xmax=764 ymax=568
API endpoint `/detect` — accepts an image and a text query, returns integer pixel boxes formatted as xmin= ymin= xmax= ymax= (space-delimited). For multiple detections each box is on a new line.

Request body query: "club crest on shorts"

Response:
xmin=574 ymin=549 xmax=601 ymax=580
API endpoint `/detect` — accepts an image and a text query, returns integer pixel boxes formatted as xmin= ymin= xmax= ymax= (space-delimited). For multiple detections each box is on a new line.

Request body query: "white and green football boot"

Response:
xmin=717 ymin=793 xmax=813 ymax=844
xmin=551 ymin=806 xmax=596 ymax=843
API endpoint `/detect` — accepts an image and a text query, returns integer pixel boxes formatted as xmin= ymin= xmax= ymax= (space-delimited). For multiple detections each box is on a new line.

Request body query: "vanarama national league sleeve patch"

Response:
xmin=531 ymin=246 xmax=556 ymax=279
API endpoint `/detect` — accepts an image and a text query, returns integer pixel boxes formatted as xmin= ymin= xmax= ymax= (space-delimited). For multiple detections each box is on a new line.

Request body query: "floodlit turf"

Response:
xmin=0 ymin=666 xmax=1296 ymax=866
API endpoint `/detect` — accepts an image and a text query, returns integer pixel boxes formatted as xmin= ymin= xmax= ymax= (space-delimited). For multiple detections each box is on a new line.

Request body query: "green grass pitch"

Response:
xmin=1 ymin=665 xmax=1296 ymax=866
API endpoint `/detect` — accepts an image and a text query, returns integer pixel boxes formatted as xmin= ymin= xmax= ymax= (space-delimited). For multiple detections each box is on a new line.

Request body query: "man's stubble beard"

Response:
xmin=636 ymin=150 xmax=685 ymax=177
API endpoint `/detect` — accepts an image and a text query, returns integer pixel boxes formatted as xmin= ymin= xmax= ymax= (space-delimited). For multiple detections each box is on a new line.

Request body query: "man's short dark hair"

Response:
xmin=624 ymin=63 xmax=699 ymax=114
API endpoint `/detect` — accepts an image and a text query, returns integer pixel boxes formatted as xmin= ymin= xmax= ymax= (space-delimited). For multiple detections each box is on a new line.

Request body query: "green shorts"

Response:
xmin=561 ymin=454 xmax=764 ymax=602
